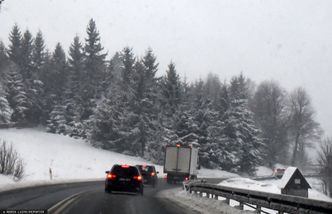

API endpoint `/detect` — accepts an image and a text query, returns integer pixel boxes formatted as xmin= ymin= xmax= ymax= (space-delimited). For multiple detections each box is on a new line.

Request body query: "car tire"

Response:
xmin=104 ymin=186 xmax=111 ymax=193
xmin=139 ymin=188 xmax=144 ymax=196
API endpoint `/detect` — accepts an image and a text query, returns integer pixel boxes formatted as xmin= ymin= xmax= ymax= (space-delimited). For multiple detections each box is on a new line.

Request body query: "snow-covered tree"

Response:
xmin=46 ymin=104 xmax=67 ymax=134
xmin=83 ymin=18 xmax=107 ymax=100
xmin=161 ymin=62 xmax=182 ymax=115
xmin=6 ymin=63 xmax=28 ymax=123
xmin=0 ymin=84 xmax=12 ymax=124
xmin=7 ymin=24 xmax=22 ymax=66
xmin=20 ymin=30 xmax=34 ymax=80
xmin=31 ymin=30 xmax=46 ymax=79
xmin=219 ymin=99 xmax=263 ymax=175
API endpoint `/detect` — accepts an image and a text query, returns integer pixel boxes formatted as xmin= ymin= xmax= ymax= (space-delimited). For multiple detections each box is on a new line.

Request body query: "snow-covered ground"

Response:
xmin=219 ymin=177 xmax=332 ymax=202
xmin=158 ymin=188 xmax=253 ymax=214
xmin=0 ymin=128 xmax=330 ymax=214
xmin=0 ymin=128 xmax=167 ymax=191
xmin=0 ymin=128 xmax=237 ymax=192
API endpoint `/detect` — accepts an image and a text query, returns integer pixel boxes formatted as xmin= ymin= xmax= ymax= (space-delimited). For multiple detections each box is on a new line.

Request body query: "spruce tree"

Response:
xmin=0 ymin=84 xmax=12 ymax=124
xmin=6 ymin=63 xmax=28 ymax=123
xmin=84 ymin=19 xmax=107 ymax=99
xmin=161 ymin=62 xmax=182 ymax=116
xmin=32 ymin=31 xmax=46 ymax=77
xmin=7 ymin=24 xmax=22 ymax=66
xmin=20 ymin=30 xmax=34 ymax=80
xmin=82 ymin=19 xmax=106 ymax=120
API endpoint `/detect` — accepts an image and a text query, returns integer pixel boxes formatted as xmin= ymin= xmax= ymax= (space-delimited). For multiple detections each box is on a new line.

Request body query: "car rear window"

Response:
xmin=137 ymin=165 xmax=154 ymax=173
xmin=111 ymin=166 xmax=139 ymax=178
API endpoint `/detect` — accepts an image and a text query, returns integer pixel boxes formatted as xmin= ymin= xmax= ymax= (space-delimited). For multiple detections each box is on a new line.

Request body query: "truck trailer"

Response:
xmin=163 ymin=144 xmax=199 ymax=183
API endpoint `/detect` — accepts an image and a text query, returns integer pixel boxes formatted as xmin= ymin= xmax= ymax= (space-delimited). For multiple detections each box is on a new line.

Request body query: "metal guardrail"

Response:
xmin=187 ymin=181 xmax=332 ymax=214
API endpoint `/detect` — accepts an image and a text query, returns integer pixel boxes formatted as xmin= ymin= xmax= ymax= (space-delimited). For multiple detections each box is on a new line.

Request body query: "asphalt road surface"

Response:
xmin=0 ymin=179 xmax=196 ymax=214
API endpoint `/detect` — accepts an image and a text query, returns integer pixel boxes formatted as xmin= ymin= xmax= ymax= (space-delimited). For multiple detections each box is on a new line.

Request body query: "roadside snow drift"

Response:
xmin=219 ymin=177 xmax=332 ymax=202
xmin=0 ymin=128 xmax=164 ymax=189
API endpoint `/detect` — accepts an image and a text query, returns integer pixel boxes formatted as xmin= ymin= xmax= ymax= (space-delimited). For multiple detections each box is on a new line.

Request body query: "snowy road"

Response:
xmin=0 ymin=179 xmax=197 ymax=214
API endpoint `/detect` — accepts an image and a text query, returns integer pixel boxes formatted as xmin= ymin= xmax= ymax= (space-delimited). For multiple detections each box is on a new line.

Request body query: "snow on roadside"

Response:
xmin=219 ymin=177 xmax=332 ymax=202
xmin=0 ymin=128 xmax=238 ymax=192
xmin=158 ymin=187 xmax=253 ymax=214
xmin=255 ymin=166 xmax=273 ymax=177
xmin=198 ymin=168 xmax=238 ymax=179
xmin=0 ymin=128 xmax=165 ymax=191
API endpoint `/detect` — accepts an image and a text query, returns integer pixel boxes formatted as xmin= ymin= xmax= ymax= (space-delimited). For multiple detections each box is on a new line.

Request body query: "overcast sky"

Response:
xmin=1 ymin=0 xmax=332 ymax=136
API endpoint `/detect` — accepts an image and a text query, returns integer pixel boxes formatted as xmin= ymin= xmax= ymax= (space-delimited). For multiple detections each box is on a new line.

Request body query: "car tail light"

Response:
xmin=185 ymin=177 xmax=189 ymax=181
xmin=107 ymin=173 xmax=116 ymax=180
xmin=121 ymin=165 xmax=130 ymax=168
xmin=176 ymin=144 xmax=181 ymax=148
xmin=150 ymin=172 xmax=155 ymax=176
xmin=133 ymin=175 xmax=142 ymax=181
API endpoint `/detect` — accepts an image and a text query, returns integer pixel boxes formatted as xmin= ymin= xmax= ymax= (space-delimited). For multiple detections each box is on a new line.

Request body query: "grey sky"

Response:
xmin=1 ymin=0 xmax=332 ymax=136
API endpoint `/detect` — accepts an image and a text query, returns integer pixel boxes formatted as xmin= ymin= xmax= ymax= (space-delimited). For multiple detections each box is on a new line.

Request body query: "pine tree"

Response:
xmin=0 ymin=41 xmax=9 ymax=87
xmin=81 ymin=19 xmax=106 ymax=120
xmin=20 ymin=30 xmax=34 ymax=80
xmin=84 ymin=19 xmax=107 ymax=99
xmin=7 ymin=24 xmax=22 ymax=66
xmin=63 ymin=36 xmax=85 ymax=135
xmin=0 ymin=84 xmax=12 ymax=124
xmin=90 ymin=97 xmax=121 ymax=149
xmin=46 ymin=104 xmax=67 ymax=134
xmin=161 ymin=62 xmax=182 ymax=116
xmin=31 ymin=30 xmax=46 ymax=78
xmin=6 ymin=63 xmax=28 ymax=123
xmin=43 ymin=43 xmax=67 ymax=101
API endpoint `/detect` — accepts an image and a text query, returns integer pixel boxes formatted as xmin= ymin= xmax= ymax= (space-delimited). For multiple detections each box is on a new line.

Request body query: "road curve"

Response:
xmin=0 ymin=179 xmax=194 ymax=214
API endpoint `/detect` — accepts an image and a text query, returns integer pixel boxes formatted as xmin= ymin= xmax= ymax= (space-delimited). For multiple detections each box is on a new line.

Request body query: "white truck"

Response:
xmin=163 ymin=144 xmax=199 ymax=183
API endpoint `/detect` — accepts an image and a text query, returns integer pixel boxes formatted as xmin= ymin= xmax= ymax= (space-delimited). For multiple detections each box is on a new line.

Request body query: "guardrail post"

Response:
xmin=256 ymin=205 xmax=261 ymax=213
xmin=239 ymin=202 xmax=244 ymax=210
xmin=225 ymin=198 xmax=230 ymax=205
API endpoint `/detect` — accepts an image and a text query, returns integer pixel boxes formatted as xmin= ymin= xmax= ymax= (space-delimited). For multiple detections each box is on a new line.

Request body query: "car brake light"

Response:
xmin=150 ymin=172 xmax=155 ymax=176
xmin=185 ymin=177 xmax=189 ymax=181
xmin=121 ymin=165 xmax=130 ymax=168
xmin=133 ymin=175 xmax=142 ymax=181
xmin=107 ymin=173 xmax=116 ymax=179
xmin=176 ymin=144 xmax=181 ymax=148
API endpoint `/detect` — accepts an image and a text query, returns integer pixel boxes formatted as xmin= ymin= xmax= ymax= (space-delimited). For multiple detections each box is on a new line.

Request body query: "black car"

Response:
xmin=105 ymin=164 xmax=144 ymax=195
xmin=136 ymin=165 xmax=158 ymax=188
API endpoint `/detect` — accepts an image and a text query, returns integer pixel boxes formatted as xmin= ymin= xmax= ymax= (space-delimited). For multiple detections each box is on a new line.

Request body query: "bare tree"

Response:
xmin=318 ymin=138 xmax=332 ymax=196
xmin=0 ymin=140 xmax=24 ymax=180
xmin=287 ymin=87 xmax=321 ymax=167
xmin=251 ymin=81 xmax=288 ymax=167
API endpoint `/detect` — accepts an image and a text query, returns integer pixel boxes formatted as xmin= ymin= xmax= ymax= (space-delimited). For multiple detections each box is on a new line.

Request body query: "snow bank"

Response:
xmin=255 ymin=166 xmax=273 ymax=176
xmin=219 ymin=177 xmax=332 ymax=202
xmin=198 ymin=168 xmax=238 ymax=179
xmin=0 ymin=128 xmax=165 ymax=190
xmin=0 ymin=128 xmax=238 ymax=191
xmin=158 ymin=187 xmax=252 ymax=214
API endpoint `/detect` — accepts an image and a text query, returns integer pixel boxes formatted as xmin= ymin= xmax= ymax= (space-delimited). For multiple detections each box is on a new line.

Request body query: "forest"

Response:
xmin=0 ymin=19 xmax=323 ymax=176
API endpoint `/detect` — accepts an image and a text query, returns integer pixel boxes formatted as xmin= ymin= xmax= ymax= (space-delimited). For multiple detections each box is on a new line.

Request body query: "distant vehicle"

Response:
xmin=273 ymin=168 xmax=286 ymax=178
xmin=164 ymin=144 xmax=199 ymax=184
xmin=105 ymin=164 xmax=144 ymax=195
xmin=136 ymin=165 xmax=159 ymax=188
